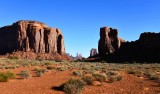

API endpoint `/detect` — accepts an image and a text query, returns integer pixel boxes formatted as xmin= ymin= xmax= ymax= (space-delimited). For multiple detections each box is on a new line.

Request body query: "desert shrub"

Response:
xmin=73 ymin=70 xmax=84 ymax=76
xmin=15 ymin=65 xmax=20 ymax=68
xmin=83 ymin=70 xmax=98 ymax=75
xmin=19 ymin=70 xmax=31 ymax=79
xmin=82 ymin=76 xmax=95 ymax=85
xmin=46 ymin=66 xmax=55 ymax=70
xmin=92 ymin=73 xmax=107 ymax=82
xmin=57 ymin=66 xmax=67 ymax=71
xmin=0 ymin=73 xmax=10 ymax=82
xmin=148 ymin=75 xmax=158 ymax=80
xmin=143 ymin=71 xmax=152 ymax=77
xmin=61 ymin=78 xmax=86 ymax=94
xmin=81 ymin=65 xmax=91 ymax=70
xmin=5 ymin=71 xmax=16 ymax=79
xmin=127 ymin=69 xmax=142 ymax=76
xmin=34 ymin=67 xmax=40 ymax=71
xmin=0 ymin=71 xmax=16 ymax=82
xmin=116 ymin=75 xmax=123 ymax=81
xmin=35 ymin=68 xmax=47 ymax=77
xmin=127 ymin=69 xmax=136 ymax=74
xmin=36 ymin=70 xmax=43 ymax=77
xmin=135 ymin=71 xmax=143 ymax=77
xmin=21 ymin=62 xmax=30 ymax=67
xmin=101 ymin=69 xmax=108 ymax=73
xmin=106 ymin=71 xmax=117 ymax=76
xmin=107 ymin=76 xmax=116 ymax=83
xmin=93 ymin=66 xmax=103 ymax=71
xmin=44 ymin=62 xmax=52 ymax=66
xmin=5 ymin=66 xmax=16 ymax=69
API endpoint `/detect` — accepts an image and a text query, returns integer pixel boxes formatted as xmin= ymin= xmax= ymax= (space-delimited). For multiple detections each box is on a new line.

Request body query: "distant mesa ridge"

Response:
xmin=98 ymin=26 xmax=160 ymax=63
xmin=0 ymin=20 xmax=65 ymax=55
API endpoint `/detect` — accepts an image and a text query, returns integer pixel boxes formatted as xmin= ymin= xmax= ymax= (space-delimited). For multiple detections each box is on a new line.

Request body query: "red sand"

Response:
xmin=0 ymin=67 xmax=159 ymax=94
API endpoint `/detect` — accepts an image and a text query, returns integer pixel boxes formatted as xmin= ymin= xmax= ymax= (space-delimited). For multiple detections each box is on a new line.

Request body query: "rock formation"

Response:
xmin=0 ymin=20 xmax=65 ymax=55
xmin=98 ymin=26 xmax=160 ymax=63
xmin=90 ymin=48 xmax=98 ymax=57
xmin=116 ymin=32 xmax=160 ymax=62
xmin=98 ymin=27 xmax=125 ymax=56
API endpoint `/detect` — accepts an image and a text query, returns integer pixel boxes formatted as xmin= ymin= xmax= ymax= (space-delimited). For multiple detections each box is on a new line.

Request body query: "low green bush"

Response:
xmin=0 ymin=71 xmax=16 ymax=82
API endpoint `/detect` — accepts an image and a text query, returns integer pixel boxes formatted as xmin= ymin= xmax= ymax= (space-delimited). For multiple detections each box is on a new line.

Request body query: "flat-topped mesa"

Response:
xmin=98 ymin=26 xmax=125 ymax=56
xmin=139 ymin=32 xmax=160 ymax=42
xmin=0 ymin=20 xmax=65 ymax=55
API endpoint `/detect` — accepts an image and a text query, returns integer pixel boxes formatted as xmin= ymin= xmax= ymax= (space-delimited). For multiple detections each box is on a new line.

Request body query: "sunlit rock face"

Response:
xmin=0 ymin=20 xmax=65 ymax=55
xmin=98 ymin=26 xmax=125 ymax=56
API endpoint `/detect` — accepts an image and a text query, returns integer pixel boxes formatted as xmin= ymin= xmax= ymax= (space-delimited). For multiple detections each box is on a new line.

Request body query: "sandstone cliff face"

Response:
xmin=98 ymin=27 xmax=125 ymax=56
xmin=0 ymin=20 xmax=65 ymax=55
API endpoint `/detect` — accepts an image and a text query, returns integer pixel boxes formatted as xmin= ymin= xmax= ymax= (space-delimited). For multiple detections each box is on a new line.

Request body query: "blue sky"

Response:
xmin=0 ymin=0 xmax=160 ymax=57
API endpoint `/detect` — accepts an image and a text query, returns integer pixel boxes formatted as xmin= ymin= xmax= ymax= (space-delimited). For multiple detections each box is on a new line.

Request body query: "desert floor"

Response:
xmin=0 ymin=59 xmax=159 ymax=94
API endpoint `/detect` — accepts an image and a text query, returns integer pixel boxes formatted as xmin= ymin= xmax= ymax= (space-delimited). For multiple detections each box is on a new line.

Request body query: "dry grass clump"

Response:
xmin=35 ymin=68 xmax=47 ymax=77
xmin=116 ymin=75 xmax=123 ymax=81
xmin=60 ymin=78 xmax=86 ymax=94
xmin=19 ymin=70 xmax=31 ymax=79
xmin=73 ymin=70 xmax=84 ymax=77
xmin=126 ymin=69 xmax=142 ymax=77
xmin=81 ymin=76 xmax=95 ymax=85
xmin=106 ymin=71 xmax=118 ymax=76
xmin=92 ymin=73 xmax=107 ymax=82
xmin=57 ymin=66 xmax=67 ymax=71
xmin=46 ymin=66 xmax=55 ymax=70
